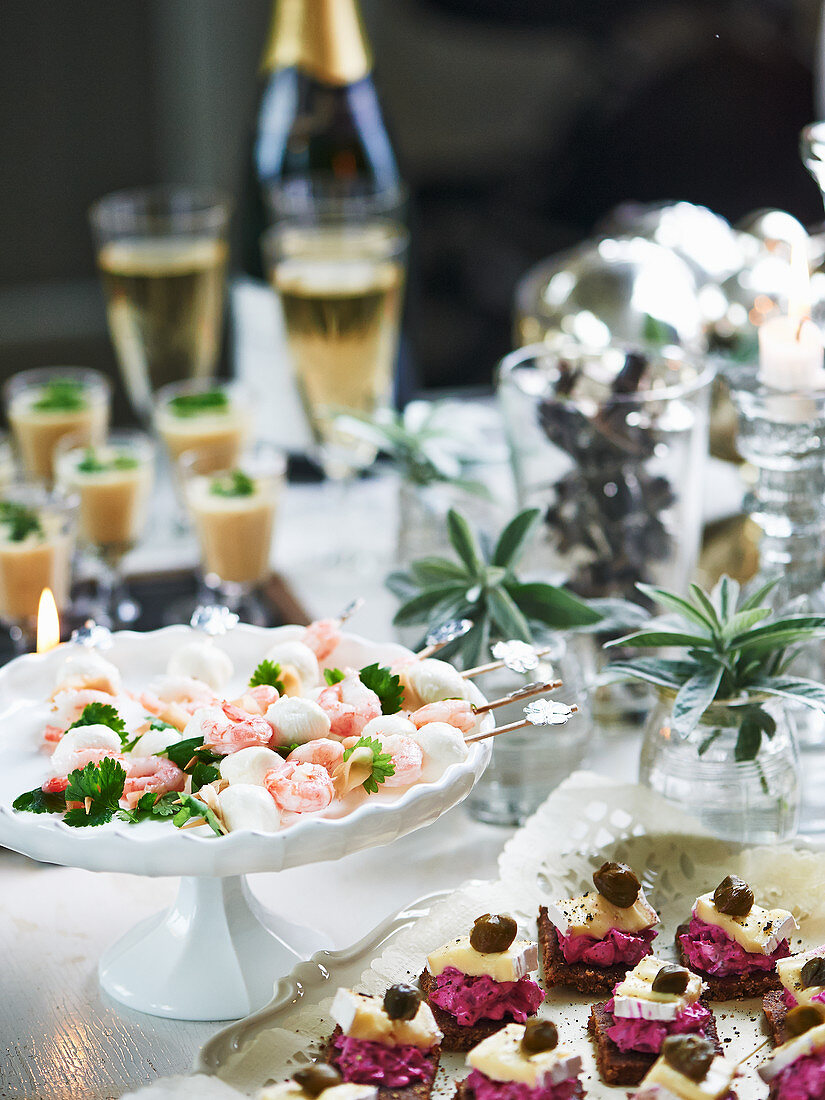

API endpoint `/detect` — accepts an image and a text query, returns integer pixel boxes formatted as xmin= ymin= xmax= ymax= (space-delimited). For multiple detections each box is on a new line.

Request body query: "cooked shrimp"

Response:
xmin=410 ymin=699 xmax=477 ymax=734
xmin=187 ymin=703 xmax=272 ymax=755
xmin=303 ymin=619 xmax=340 ymax=662
xmin=148 ymin=675 xmax=216 ymax=710
xmin=378 ymin=734 xmax=423 ymax=787
xmin=286 ymin=738 xmax=344 ymax=776
xmin=50 ymin=725 xmax=123 ymax=776
xmin=122 ymin=755 xmax=186 ymax=809
xmin=231 ymin=684 xmax=280 ymax=716
xmin=43 ymin=724 xmax=64 ymax=744
xmin=315 ymin=674 xmax=381 ymax=739
xmin=264 ymin=762 xmax=335 ymax=813
xmin=50 ymin=688 xmax=115 ymax=730
xmin=360 ymin=714 xmax=417 ymax=740
xmin=136 ymin=692 xmax=191 ymax=732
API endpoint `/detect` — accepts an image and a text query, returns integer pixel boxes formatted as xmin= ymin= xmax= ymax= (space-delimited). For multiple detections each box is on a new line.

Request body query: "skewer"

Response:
xmin=416 ymin=618 xmax=473 ymax=660
xmin=84 ymin=796 xmax=92 ymax=814
xmin=336 ymin=597 xmax=364 ymax=626
xmin=177 ymin=815 xmax=206 ymax=830
xmin=462 ymin=643 xmax=557 ymax=679
xmin=466 ymin=699 xmax=577 ymax=743
xmin=474 ymin=679 xmax=563 ymax=714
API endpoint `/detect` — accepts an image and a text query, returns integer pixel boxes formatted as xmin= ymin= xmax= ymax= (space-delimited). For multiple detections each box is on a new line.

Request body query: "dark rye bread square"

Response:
xmin=454 ymin=1078 xmax=585 ymax=1100
xmin=325 ymin=1025 xmax=440 ymax=1100
xmin=675 ymin=923 xmax=783 ymax=1001
xmin=538 ymin=906 xmax=639 ymax=996
xmin=418 ymin=969 xmax=517 ymax=1052
xmin=762 ymin=988 xmax=789 ymax=1045
xmin=588 ymin=998 xmax=721 ymax=1087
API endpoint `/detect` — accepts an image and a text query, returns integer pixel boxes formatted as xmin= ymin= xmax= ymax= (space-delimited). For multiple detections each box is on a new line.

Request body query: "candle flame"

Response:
xmin=788 ymin=238 xmax=812 ymax=335
xmin=36 ymin=588 xmax=60 ymax=653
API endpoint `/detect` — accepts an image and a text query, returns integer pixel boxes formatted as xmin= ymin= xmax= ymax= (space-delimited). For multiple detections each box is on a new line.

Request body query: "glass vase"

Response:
xmin=639 ymin=694 xmax=800 ymax=844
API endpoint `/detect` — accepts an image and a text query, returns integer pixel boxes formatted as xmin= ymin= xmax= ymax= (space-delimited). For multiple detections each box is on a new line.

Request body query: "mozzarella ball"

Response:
xmin=409 ymin=721 xmax=469 ymax=781
xmin=360 ymin=714 xmax=417 ymax=740
xmin=265 ymin=697 xmax=330 ymax=746
xmin=130 ymin=725 xmax=184 ymax=758
xmin=50 ymin=725 xmax=122 ymax=774
xmin=149 ymin=675 xmax=215 ymax=706
xmin=220 ymin=746 xmax=284 ymax=787
xmin=400 ymin=659 xmax=469 ymax=709
xmin=182 ymin=705 xmax=229 ymax=743
xmin=167 ymin=641 xmax=233 ymax=693
xmin=264 ymin=640 xmax=321 ymax=694
xmin=54 ymin=651 xmax=122 ymax=695
xmin=218 ymin=784 xmax=282 ymax=832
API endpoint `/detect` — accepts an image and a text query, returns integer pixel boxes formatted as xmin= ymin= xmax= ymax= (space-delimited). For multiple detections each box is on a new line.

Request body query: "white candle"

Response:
xmin=758 ymin=239 xmax=825 ymax=392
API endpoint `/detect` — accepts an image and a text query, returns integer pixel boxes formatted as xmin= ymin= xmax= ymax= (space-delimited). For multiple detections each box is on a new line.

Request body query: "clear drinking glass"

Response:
xmin=180 ymin=441 xmax=286 ymax=624
xmin=261 ymin=184 xmax=409 ymax=482
xmin=54 ymin=431 xmax=155 ymax=628
xmin=154 ymin=378 xmax=251 ymax=476
xmin=5 ymin=367 xmax=111 ymax=486
xmin=0 ymin=483 xmax=77 ymax=649
xmin=89 ymin=187 xmax=231 ymax=424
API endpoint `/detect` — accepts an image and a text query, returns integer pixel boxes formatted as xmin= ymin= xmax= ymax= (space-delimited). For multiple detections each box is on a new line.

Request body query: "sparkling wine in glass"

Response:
xmin=89 ymin=187 xmax=231 ymax=423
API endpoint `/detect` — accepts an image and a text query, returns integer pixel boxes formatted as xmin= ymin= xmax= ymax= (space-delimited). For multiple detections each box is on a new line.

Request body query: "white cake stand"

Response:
xmin=0 ymin=624 xmax=492 ymax=1021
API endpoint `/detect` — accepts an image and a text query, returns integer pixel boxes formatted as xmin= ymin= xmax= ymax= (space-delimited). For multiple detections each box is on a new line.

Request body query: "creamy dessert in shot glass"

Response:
xmin=0 ymin=486 xmax=76 ymax=630
xmin=54 ymin=432 xmax=154 ymax=557
xmin=182 ymin=442 xmax=285 ymax=591
xmin=5 ymin=368 xmax=111 ymax=483
xmin=154 ymin=380 xmax=249 ymax=475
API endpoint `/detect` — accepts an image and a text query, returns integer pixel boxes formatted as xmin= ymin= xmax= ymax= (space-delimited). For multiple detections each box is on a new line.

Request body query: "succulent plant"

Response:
xmin=605 ymin=576 xmax=825 ymax=759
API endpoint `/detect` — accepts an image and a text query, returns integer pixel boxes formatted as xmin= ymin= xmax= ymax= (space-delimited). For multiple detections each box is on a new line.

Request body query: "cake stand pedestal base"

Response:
xmin=98 ymin=874 xmax=332 ymax=1021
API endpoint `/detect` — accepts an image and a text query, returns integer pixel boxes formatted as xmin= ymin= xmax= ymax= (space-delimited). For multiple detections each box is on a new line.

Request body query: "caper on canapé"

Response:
xmin=469 ymin=913 xmax=518 ymax=954
xmin=651 ymin=964 xmax=690 ymax=995
xmin=293 ymin=1065 xmax=343 ymax=1097
xmin=801 ymin=957 xmax=825 ymax=990
xmin=592 ymin=861 xmax=640 ymax=909
xmin=383 ymin=983 xmax=421 ymax=1020
xmin=661 ymin=1034 xmax=715 ymax=1082
xmin=784 ymin=1004 xmax=825 ymax=1038
xmin=712 ymin=874 xmax=754 ymax=918
xmin=520 ymin=1019 xmax=558 ymax=1055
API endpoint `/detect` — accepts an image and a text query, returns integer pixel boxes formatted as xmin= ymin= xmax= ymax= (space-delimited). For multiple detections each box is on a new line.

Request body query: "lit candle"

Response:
xmin=758 ymin=239 xmax=825 ymax=392
xmin=36 ymin=587 xmax=60 ymax=653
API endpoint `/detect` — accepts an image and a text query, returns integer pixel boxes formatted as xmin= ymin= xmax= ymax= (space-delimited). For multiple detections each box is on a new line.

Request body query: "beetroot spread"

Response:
xmin=679 ymin=916 xmax=790 ymax=977
xmin=783 ymin=989 xmax=825 ymax=1008
xmin=430 ymin=967 xmax=544 ymax=1026
xmin=768 ymin=1052 xmax=825 ymax=1100
xmin=556 ymin=926 xmax=657 ymax=967
xmin=465 ymin=1068 xmax=580 ymax=1100
xmin=603 ymin=997 xmax=712 ymax=1054
xmin=331 ymin=1035 xmax=433 ymax=1087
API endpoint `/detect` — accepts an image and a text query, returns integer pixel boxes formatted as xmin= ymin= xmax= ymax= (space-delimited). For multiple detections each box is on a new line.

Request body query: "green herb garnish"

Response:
xmin=168 ymin=390 xmax=229 ymax=418
xmin=77 ymin=448 xmax=139 ymax=474
xmin=68 ymin=702 xmax=128 ymax=747
xmin=63 ymin=757 xmax=126 ymax=827
xmin=172 ymin=792 xmax=223 ymax=836
xmin=324 ymin=668 xmax=346 ymax=685
xmin=31 ymin=379 xmax=87 ymax=412
xmin=358 ymin=663 xmax=404 ymax=715
xmin=0 ymin=501 xmax=43 ymax=542
xmin=210 ymin=470 xmax=255 ymax=498
xmin=117 ymin=790 xmax=181 ymax=823
xmin=249 ymin=659 xmax=285 ymax=692
xmin=161 ymin=735 xmax=220 ymax=772
xmin=343 ymin=735 xmax=395 ymax=794
xmin=13 ymin=785 xmax=67 ymax=815
xmin=275 ymin=741 xmax=300 ymax=759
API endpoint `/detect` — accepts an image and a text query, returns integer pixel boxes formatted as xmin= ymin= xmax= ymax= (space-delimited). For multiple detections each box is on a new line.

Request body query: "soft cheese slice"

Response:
xmin=467 ymin=1023 xmax=582 ymax=1087
xmin=694 ymin=892 xmax=797 ymax=955
xmin=777 ymin=945 xmax=825 ymax=1007
xmin=258 ymin=1083 xmax=377 ymax=1100
xmin=639 ymin=1054 xmax=736 ymax=1100
xmin=330 ymin=988 xmax=442 ymax=1049
xmin=759 ymin=1021 xmax=825 ymax=1081
xmin=613 ymin=956 xmax=703 ymax=1022
xmin=427 ymin=936 xmax=538 ymax=981
xmin=545 ymin=888 xmax=658 ymax=940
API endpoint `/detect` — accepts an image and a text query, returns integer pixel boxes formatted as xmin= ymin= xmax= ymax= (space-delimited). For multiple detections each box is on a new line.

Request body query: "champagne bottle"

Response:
xmin=241 ymin=0 xmax=402 ymax=276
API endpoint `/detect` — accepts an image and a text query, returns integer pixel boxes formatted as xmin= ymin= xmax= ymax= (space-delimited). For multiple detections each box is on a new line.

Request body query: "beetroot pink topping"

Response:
xmin=556 ymin=926 xmax=657 ymax=967
xmin=769 ymin=1051 xmax=825 ymax=1100
xmin=465 ymin=1068 xmax=581 ymax=1100
xmin=604 ymin=998 xmax=712 ymax=1054
xmin=331 ymin=1035 xmax=433 ymax=1088
xmin=430 ymin=967 xmax=544 ymax=1026
xmin=679 ymin=916 xmax=790 ymax=978
xmin=783 ymin=988 xmax=825 ymax=1008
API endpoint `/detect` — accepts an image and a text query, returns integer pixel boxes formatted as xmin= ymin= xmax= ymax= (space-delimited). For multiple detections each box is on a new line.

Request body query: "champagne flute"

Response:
xmin=54 ymin=431 xmax=154 ymax=628
xmin=89 ymin=187 xmax=232 ymax=424
xmin=261 ymin=183 xmax=408 ymax=560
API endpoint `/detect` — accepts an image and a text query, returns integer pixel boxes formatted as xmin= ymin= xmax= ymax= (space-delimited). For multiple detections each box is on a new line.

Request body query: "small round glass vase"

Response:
xmin=639 ymin=693 xmax=800 ymax=844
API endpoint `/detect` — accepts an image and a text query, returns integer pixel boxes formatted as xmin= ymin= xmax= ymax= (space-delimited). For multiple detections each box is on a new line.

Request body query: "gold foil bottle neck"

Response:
xmin=262 ymin=0 xmax=372 ymax=85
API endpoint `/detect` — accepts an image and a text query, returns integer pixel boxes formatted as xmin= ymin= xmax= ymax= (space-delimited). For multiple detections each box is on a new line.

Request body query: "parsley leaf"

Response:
xmin=116 ymin=790 xmax=181 ymax=823
xmin=358 ymin=663 xmax=404 ymax=714
xmin=173 ymin=793 xmax=223 ymax=836
xmin=210 ymin=470 xmax=255 ymax=497
xmin=63 ymin=757 xmax=126 ymax=827
xmin=191 ymin=761 xmax=220 ymax=791
xmin=77 ymin=448 xmax=139 ymax=474
xmin=275 ymin=741 xmax=300 ymax=759
xmin=31 ymin=379 xmax=87 ymax=412
xmin=161 ymin=735 xmax=220 ymax=772
xmin=168 ymin=390 xmax=229 ymax=418
xmin=13 ymin=785 xmax=67 ymax=814
xmin=68 ymin=702 xmax=128 ymax=746
xmin=342 ymin=735 xmax=396 ymax=794
xmin=0 ymin=501 xmax=43 ymax=542
xmin=249 ymin=659 xmax=285 ymax=692
xmin=324 ymin=668 xmax=346 ymax=685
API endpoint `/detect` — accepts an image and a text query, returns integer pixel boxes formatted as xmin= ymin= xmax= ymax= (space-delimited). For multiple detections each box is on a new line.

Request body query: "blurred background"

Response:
xmin=2 ymin=0 xmax=825 ymax=414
